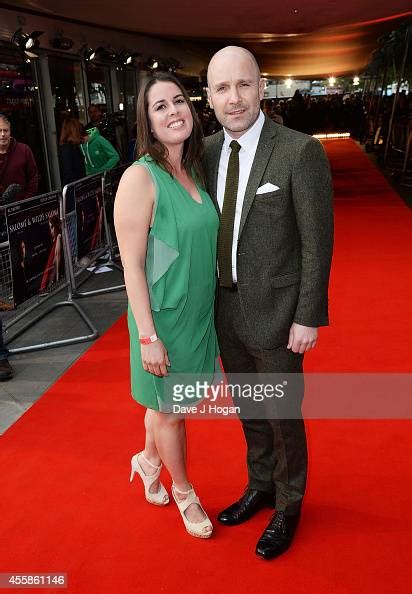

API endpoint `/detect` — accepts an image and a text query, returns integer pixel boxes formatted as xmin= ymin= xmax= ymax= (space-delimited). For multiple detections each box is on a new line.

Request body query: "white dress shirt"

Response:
xmin=217 ymin=110 xmax=265 ymax=283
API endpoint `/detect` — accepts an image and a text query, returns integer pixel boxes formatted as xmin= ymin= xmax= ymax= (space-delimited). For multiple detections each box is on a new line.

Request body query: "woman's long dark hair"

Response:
xmin=135 ymin=72 xmax=205 ymax=185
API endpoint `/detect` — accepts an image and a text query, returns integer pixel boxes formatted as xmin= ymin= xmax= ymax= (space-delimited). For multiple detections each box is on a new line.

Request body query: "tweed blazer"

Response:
xmin=203 ymin=116 xmax=334 ymax=349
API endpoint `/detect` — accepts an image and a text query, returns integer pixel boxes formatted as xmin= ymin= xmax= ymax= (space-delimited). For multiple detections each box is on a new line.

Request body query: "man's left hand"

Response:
xmin=287 ymin=323 xmax=318 ymax=354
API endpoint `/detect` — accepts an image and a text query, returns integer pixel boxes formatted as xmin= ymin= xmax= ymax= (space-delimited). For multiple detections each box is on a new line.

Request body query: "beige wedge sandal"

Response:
xmin=172 ymin=484 xmax=213 ymax=539
xmin=130 ymin=452 xmax=169 ymax=506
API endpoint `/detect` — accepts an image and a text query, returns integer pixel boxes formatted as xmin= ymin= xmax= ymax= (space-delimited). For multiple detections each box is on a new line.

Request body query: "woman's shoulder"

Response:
xmin=133 ymin=155 xmax=172 ymax=185
xmin=121 ymin=159 xmax=152 ymax=183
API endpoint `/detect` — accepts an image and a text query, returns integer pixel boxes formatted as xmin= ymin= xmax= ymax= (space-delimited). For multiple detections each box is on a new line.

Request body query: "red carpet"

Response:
xmin=1 ymin=139 xmax=411 ymax=593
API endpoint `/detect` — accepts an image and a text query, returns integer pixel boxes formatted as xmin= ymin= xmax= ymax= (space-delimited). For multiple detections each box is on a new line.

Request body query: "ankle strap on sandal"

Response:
xmin=172 ymin=483 xmax=193 ymax=496
xmin=140 ymin=453 xmax=162 ymax=470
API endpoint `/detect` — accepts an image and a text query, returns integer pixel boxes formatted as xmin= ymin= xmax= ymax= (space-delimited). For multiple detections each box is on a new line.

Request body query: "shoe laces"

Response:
xmin=268 ymin=511 xmax=286 ymax=534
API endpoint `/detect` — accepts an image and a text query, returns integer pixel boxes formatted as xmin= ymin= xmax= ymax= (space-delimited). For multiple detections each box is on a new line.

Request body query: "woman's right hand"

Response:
xmin=141 ymin=340 xmax=171 ymax=377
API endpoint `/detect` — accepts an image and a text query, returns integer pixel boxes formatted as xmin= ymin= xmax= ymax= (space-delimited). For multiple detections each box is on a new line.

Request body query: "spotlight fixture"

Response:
xmin=80 ymin=44 xmax=96 ymax=62
xmin=120 ymin=51 xmax=141 ymax=66
xmin=50 ymin=36 xmax=74 ymax=51
xmin=11 ymin=28 xmax=43 ymax=51
xmin=146 ymin=57 xmax=159 ymax=70
xmin=24 ymin=50 xmax=39 ymax=61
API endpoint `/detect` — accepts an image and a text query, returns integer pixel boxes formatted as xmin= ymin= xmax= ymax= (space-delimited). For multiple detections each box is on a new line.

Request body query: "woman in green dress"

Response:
xmin=114 ymin=73 xmax=219 ymax=539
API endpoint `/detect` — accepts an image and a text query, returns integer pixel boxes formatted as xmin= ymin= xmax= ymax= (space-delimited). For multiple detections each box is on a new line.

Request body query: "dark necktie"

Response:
xmin=218 ymin=140 xmax=241 ymax=287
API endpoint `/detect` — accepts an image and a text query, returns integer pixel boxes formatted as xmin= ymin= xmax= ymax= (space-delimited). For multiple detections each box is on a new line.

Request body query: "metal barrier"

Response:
xmin=1 ymin=191 xmax=98 ymax=353
xmin=62 ymin=171 xmax=125 ymax=298
xmin=0 ymin=165 xmax=130 ymax=353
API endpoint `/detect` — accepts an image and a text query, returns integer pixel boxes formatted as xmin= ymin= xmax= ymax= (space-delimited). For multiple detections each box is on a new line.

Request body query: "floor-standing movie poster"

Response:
xmin=6 ymin=192 xmax=65 ymax=307
xmin=74 ymin=177 xmax=104 ymax=261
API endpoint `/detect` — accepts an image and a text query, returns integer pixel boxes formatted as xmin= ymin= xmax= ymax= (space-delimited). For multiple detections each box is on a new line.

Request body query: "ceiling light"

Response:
xmin=11 ymin=28 xmax=43 ymax=52
xmin=313 ymin=132 xmax=351 ymax=139
xmin=80 ymin=45 xmax=96 ymax=62
xmin=146 ymin=57 xmax=159 ymax=70
xmin=120 ymin=51 xmax=141 ymax=66
xmin=24 ymin=50 xmax=39 ymax=60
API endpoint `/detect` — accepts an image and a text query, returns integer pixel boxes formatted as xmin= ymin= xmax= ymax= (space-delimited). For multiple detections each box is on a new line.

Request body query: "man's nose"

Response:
xmin=228 ymin=86 xmax=241 ymax=104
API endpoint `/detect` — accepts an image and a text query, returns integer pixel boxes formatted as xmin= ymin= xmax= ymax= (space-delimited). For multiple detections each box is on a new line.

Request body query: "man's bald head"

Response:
xmin=206 ymin=46 xmax=264 ymax=138
xmin=207 ymin=46 xmax=261 ymax=86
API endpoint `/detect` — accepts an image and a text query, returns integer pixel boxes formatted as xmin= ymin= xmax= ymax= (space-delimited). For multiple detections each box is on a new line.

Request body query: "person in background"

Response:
xmin=0 ymin=318 xmax=13 ymax=380
xmin=80 ymin=127 xmax=120 ymax=176
xmin=59 ymin=118 xmax=86 ymax=186
xmin=85 ymin=104 xmax=103 ymax=131
xmin=0 ymin=114 xmax=38 ymax=200
xmin=86 ymin=104 xmax=118 ymax=148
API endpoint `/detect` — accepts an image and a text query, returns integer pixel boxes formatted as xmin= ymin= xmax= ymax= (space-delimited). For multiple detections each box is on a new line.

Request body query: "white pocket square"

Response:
xmin=256 ymin=183 xmax=280 ymax=194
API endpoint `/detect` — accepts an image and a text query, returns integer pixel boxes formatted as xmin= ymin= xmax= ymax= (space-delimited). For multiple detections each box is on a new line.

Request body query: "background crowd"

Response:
xmin=1 ymin=89 xmax=411 ymax=205
xmin=1 ymin=85 xmax=411 ymax=381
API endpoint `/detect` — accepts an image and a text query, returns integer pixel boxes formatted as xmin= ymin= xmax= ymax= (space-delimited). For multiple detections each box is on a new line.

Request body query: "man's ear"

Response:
xmin=258 ymin=78 xmax=265 ymax=101
xmin=206 ymin=87 xmax=214 ymax=110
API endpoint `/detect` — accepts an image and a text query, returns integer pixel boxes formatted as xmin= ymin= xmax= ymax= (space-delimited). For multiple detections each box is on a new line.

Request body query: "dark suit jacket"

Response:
xmin=203 ymin=116 xmax=334 ymax=349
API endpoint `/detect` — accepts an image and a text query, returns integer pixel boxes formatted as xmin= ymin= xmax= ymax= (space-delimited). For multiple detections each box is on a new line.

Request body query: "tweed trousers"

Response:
xmin=217 ymin=286 xmax=308 ymax=515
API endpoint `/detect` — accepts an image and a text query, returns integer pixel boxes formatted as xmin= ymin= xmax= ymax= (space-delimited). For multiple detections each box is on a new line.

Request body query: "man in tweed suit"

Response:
xmin=204 ymin=46 xmax=333 ymax=559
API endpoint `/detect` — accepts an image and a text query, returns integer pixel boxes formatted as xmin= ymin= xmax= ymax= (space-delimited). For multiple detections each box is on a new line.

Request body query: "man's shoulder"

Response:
xmin=11 ymin=140 xmax=32 ymax=156
xmin=203 ymin=130 xmax=224 ymax=153
xmin=273 ymin=123 xmax=320 ymax=149
xmin=262 ymin=123 xmax=323 ymax=164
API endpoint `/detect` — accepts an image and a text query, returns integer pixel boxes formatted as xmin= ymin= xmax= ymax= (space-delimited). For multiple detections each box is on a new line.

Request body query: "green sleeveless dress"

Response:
xmin=127 ymin=156 xmax=220 ymax=411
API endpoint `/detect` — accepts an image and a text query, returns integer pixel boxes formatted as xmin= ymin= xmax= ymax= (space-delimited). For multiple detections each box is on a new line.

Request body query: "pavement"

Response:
xmin=0 ymin=264 xmax=127 ymax=434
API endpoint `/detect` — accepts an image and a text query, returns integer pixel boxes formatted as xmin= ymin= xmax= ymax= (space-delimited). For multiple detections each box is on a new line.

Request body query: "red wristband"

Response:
xmin=139 ymin=333 xmax=158 ymax=345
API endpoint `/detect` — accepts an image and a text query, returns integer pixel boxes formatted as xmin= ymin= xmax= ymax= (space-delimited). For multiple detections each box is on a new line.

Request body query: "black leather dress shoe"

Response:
xmin=0 ymin=358 xmax=14 ymax=381
xmin=255 ymin=510 xmax=300 ymax=560
xmin=218 ymin=489 xmax=276 ymax=526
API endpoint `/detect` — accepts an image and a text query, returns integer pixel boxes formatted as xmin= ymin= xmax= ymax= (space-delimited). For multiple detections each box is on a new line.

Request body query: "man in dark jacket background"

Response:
xmin=0 ymin=114 xmax=39 ymax=200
